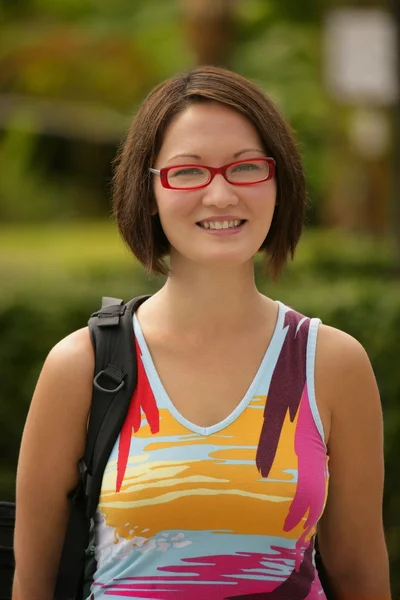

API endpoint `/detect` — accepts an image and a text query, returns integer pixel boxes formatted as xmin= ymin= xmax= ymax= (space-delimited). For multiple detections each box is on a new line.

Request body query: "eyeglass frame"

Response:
xmin=149 ymin=157 xmax=276 ymax=191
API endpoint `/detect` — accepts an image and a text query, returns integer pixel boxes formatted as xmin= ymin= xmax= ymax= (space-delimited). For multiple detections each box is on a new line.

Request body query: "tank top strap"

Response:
xmin=257 ymin=305 xmax=324 ymax=478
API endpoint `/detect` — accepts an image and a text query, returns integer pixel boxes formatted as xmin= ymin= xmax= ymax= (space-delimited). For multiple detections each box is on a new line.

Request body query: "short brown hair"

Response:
xmin=113 ymin=65 xmax=306 ymax=279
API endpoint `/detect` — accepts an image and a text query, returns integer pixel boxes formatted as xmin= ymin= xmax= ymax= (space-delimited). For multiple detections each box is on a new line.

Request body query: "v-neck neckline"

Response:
xmin=133 ymin=301 xmax=286 ymax=436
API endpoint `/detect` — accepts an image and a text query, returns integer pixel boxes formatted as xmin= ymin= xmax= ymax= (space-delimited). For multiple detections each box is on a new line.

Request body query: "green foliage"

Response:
xmin=0 ymin=121 xmax=86 ymax=222
xmin=1 ymin=223 xmax=399 ymax=590
xmin=234 ymin=13 xmax=329 ymax=208
xmin=0 ymin=1 xmax=191 ymax=109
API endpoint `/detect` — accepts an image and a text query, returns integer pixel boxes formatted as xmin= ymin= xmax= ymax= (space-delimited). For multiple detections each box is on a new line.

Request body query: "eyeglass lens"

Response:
xmin=167 ymin=160 xmax=270 ymax=189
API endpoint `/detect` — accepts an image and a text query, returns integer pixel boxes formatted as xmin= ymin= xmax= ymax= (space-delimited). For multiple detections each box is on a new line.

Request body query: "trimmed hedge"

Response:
xmin=1 ymin=223 xmax=399 ymax=591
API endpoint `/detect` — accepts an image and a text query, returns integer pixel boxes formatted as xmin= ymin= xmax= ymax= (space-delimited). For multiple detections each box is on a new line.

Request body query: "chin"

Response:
xmin=191 ymin=250 xmax=255 ymax=269
xmin=169 ymin=240 xmax=262 ymax=270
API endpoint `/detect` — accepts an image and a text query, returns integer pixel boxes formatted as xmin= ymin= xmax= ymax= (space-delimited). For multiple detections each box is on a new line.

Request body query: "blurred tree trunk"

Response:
xmin=179 ymin=0 xmax=237 ymax=67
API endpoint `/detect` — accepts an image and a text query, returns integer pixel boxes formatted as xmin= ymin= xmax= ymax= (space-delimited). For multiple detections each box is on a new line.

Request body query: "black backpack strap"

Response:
xmin=85 ymin=295 xmax=151 ymax=517
xmin=53 ymin=295 xmax=150 ymax=600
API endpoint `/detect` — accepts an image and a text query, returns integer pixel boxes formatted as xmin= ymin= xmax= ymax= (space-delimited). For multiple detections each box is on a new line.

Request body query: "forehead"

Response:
xmin=157 ymin=102 xmax=263 ymax=161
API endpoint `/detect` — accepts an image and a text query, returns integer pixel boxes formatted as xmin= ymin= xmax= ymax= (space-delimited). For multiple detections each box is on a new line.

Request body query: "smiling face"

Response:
xmin=153 ymin=102 xmax=277 ymax=270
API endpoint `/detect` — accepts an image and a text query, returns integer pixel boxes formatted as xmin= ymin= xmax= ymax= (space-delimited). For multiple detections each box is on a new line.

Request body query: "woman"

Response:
xmin=13 ymin=66 xmax=391 ymax=599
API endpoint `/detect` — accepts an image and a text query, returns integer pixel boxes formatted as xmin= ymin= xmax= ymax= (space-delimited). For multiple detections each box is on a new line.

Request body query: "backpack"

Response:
xmin=0 ymin=502 xmax=15 ymax=600
xmin=3 ymin=295 xmax=332 ymax=600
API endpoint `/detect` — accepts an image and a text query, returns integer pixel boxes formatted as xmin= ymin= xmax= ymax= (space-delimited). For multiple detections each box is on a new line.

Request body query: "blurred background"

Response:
xmin=1 ymin=0 xmax=399 ymax=592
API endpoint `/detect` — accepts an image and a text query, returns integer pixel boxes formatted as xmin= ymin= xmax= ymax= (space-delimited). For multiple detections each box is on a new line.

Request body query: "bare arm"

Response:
xmin=316 ymin=325 xmax=391 ymax=600
xmin=13 ymin=327 xmax=94 ymax=600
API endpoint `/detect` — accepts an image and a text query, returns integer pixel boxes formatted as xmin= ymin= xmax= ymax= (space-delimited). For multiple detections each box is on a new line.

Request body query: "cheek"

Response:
xmin=156 ymin=190 xmax=199 ymax=221
xmin=248 ymin=181 xmax=276 ymax=211
xmin=263 ymin=178 xmax=277 ymax=201
xmin=271 ymin=179 xmax=278 ymax=203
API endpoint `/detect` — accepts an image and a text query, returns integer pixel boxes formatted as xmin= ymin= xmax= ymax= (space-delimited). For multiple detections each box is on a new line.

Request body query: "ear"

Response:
xmin=149 ymin=193 xmax=158 ymax=216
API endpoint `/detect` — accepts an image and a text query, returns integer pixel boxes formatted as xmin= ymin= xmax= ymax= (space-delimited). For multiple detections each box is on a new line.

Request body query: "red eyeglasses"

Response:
xmin=149 ymin=157 xmax=275 ymax=190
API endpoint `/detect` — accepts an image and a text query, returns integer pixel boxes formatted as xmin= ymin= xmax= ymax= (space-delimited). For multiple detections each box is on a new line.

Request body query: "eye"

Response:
xmin=231 ymin=161 xmax=262 ymax=172
xmin=170 ymin=167 xmax=205 ymax=177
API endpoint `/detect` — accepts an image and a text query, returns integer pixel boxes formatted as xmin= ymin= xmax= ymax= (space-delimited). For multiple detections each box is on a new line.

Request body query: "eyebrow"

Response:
xmin=167 ymin=148 xmax=265 ymax=162
xmin=168 ymin=153 xmax=201 ymax=162
xmin=233 ymin=148 xmax=265 ymax=158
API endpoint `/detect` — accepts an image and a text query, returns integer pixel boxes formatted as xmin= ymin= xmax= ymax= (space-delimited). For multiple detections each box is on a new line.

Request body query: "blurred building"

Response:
xmin=322 ymin=4 xmax=399 ymax=247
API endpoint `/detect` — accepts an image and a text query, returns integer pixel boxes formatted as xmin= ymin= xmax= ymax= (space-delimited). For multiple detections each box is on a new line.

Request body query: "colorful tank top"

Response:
xmin=88 ymin=301 xmax=329 ymax=599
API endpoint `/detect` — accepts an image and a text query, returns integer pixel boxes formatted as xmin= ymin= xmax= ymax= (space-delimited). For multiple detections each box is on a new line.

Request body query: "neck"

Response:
xmin=151 ymin=256 xmax=274 ymax=337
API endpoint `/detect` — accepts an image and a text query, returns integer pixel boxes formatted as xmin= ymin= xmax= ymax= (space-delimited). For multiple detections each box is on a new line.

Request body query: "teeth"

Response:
xmin=200 ymin=220 xmax=243 ymax=230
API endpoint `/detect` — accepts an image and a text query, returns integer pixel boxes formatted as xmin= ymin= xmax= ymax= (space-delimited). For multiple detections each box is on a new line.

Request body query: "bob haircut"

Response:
xmin=113 ymin=65 xmax=306 ymax=279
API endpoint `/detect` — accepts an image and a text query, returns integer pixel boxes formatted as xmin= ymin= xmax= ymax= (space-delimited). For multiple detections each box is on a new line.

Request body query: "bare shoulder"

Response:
xmin=22 ymin=324 xmax=94 ymax=417
xmin=315 ymin=324 xmax=381 ymax=443
xmin=316 ymin=323 xmax=375 ymax=387
xmin=316 ymin=321 xmax=378 ymax=382
xmin=33 ymin=326 xmax=95 ymax=429
xmin=17 ymin=327 xmax=95 ymax=494
xmin=316 ymin=323 xmax=370 ymax=366
xmin=47 ymin=326 xmax=93 ymax=371
xmin=35 ymin=326 xmax=94 ymax=415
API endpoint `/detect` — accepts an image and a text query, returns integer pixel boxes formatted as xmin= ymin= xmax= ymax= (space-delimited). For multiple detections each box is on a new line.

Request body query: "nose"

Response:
xmin=201 ymin=173 xmax=239 ymax=209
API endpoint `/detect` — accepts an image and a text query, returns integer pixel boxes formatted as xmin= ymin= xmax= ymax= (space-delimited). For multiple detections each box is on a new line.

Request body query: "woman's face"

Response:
xmin=153 ymin=102 xmax=277 ymax=270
